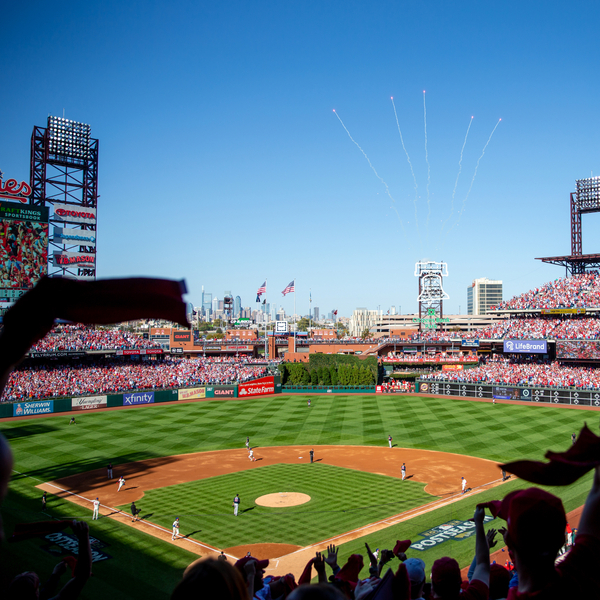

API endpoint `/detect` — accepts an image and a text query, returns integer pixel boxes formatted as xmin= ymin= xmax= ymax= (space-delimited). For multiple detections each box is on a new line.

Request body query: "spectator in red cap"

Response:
xmin=485 ymin=470 xmax=600 ymax=599
xmin=234 ymin=555 xmax=269 ymax=599
xmin=431 ymin=505 xmax=490 ymax=599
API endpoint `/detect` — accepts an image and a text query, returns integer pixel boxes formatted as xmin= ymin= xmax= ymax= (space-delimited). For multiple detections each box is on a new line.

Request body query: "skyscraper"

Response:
xmin=234 ymin=296 xmax=241 ymax=318
xmin=467 ymin=278 xmax=503 ymax=315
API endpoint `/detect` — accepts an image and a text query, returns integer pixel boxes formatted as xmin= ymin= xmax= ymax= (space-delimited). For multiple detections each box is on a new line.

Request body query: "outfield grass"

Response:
xmin=1 ymin=394 xmax=597 ymax=599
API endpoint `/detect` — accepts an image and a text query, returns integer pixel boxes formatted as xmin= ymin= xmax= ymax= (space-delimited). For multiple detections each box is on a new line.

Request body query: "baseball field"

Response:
xmin=1 ymin=393 xmax=597 ymax=599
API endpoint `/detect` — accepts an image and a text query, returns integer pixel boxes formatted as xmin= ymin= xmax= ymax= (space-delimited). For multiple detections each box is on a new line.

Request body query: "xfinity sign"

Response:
xmin=123 ymin=392 xmax=154 ymax=405
xmin=503 ymin=340 xmax=547 ymax=354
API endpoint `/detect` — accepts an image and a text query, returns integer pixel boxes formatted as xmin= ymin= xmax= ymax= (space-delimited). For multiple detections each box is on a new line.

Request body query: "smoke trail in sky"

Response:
xmin=443 ymin=118 xmax=502 ymax=242
xmin=391 ymin=96 xmax=421 ymax=246
xmin=423 ymin=91 xmax=432 ymax=241
xmin=439 ymin=116 xmax=474 ymax=242
xmin=333 ymin=109 xmax=412 ymax=247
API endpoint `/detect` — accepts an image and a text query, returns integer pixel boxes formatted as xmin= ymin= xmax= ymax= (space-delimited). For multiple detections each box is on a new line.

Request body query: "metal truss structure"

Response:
xmin=30 ymin=116 xmax=98 ymax=279
xmin=415 ymin=261 xmax=449 ymax=330
xmin=537 ymin=177 xmax=600 ymax=275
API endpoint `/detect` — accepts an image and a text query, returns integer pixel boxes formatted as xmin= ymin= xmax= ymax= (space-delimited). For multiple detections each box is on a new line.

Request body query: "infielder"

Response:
xmin=401 ymin=463 xmax=406 ymax=481
xmin=461 ymin=476 xmax=467 ymax=494
xmin=388 ymin=435 xmax=393 ymax=448
xmin=246 ymin=437 xmax=250 ymax=449
xmin=117 ymin=476 xmax=126 ymax=492
xmin=233 ymin=493 xmax=240 ymax=516
xmin=107 ymin=462 xmax=113 ymax=479
xmin=92 ymin=497 xmax=100 ymax=520
xmin=172 ymin=517 xmax=180 ymax=540
xmin=248 ymin=449 xmax=255 ymax=461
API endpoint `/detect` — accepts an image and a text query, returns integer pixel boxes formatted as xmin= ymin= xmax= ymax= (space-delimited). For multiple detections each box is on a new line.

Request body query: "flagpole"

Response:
xmin=264 ymin=278 xmax=268 ymax=360
xmin=293 ymin=279 xmax=296 ymax=354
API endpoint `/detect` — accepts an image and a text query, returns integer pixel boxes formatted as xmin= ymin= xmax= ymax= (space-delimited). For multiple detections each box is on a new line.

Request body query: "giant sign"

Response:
xmin=13 ymin=401 xmax=54 ymax=417
xmin=238 ymin=376 xmax=275 ymax=398
xmin=173 ymin=331 xmax=191 ymax=342
xmin=503 ymin=340 xmax=547 ymax=354
xmin=53 ymin=251 xmax=96 ymax=266
xmin=53 ymin=227 xmax=96 ymax=246
xmin=53 ymin=203 xmax=96 ymax=225
xmin=123 ymin=392 xmax=154 ymax=405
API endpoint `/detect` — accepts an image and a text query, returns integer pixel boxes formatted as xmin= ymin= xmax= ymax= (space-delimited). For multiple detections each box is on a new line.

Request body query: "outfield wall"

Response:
xmin=0 ymin=376 xmax=282 ymax=418
xmin=417 ymin=380 xmax=600 ymax=407
xmin=283 ymin=385 xmax=376 ymax=394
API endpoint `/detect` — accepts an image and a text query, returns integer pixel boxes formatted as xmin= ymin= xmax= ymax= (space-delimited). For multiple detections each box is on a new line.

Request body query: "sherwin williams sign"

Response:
xmin=238 ymin=376 xmax=275 ymax=398
xmin=123 ymin=392 xmax=154 ymax=405
xmin=13 ymin=401 xmax=54 ymax=416
xmin=503 ymin=340 xmax=547 ymax=354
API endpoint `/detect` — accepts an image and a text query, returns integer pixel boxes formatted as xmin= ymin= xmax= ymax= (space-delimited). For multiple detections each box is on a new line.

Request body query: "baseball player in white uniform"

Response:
xmin=92 ymin=497 xmax=100 ymax=520
xmin=401 ymin=463 xmax=406 ymax=481
xmin=172 ymin=517 xmax=180 ymax=540
xmin=388 ymin=435 xmax=393 ymax=448
xmin=233 ymin=494 xmax=240 ymax=516
xmin=248 ymin=449 xmax=255 ymax=461
xmin=461 ymin=477 xmax=467 ymax=494
xmin=117 ymin=476 xmax=126 ymax=492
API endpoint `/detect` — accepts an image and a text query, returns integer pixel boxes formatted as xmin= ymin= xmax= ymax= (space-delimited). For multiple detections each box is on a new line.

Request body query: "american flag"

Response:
xmin=256 ymin=281 xmax=266 ymax=302
xmin=281 ymin=280 xmax=295 ymax=296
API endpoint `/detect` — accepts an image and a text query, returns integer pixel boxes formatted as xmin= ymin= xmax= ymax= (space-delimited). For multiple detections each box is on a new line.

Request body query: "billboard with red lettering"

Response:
xmin=238 ymin=376 xmax=275 ymax=398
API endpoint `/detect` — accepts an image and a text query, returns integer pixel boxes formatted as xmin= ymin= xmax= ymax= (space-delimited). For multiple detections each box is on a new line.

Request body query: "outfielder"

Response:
xmin=172 ymin=517 xmax=180 ymax=540
xmin=92 ymin=497 xmax=100 ymax=520
xmin=401 ymin=463 xmax=406 ymax=481
xmin=461 ymin=476 xmax=467 ymax=494
xmin=233 ymin=493 xmax=240 ymax=516
xmin=388 ymin=435 xmax=393 ymax=448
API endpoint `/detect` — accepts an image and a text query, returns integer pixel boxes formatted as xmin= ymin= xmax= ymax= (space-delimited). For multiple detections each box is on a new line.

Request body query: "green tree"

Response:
xmin=301 ymin=368 xmax=311 ymax=385
xmin=351 ymin=365 xmax=360 ymax=386
xmin=278 ymin=363 xmax=288 ymax=384
xmin=361 ymin=328 xmax=370 ymax=340
xmin=330 ymin=366 xmax=338 ymax=386
xmin=311 ymin=369 xmax=318 ymax=385
xmin=322 ymin=368 xmax=331 ymax=385
xmin=296 ymin=318 xmax=310 ymax=331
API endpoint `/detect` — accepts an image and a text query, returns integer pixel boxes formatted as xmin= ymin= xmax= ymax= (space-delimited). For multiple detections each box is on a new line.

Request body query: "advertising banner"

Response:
xmin=53 ymin=202 xmax=96 ymax=225
xmin=53 ymin=251 xmax=96 ymax=267
xmin=223 ymin=345 xmax=252 ymax=351
xmin=13 ymin=401 xmax=54 ymax=417
xmin=493 ymin=386 xmax=521 ymax=400
xmin=178 ymin=387 xmax=206 ymax=400
xmin=204 ymin=345 xmax=222 ymax=351
xmin=238 ymin=376 xmax=275 ymax=398
xmin=123 ymin=392 xmax=154 ymax=405
xmin=173 ymin=331 xmax=191 ymax=342
xmin=403 ymin=347 xmax=418 ymax=353
xmin=209 ymin=385 xmax=236 ymax=397
xmin=53 ymin=227 xmax=96 ymax=246
xmin=461 ymin=339 xmax=480 ymax=347
xmin=72 ymin=395 xmax=108 ymax=411
xmin=541 ymin=308 xmax=586 ymax=315
xmin=411 ymin=516 xmax=494 ymax=551
xmin=29 ymin=351 xmax=86 ymax=359
xmin=442 ymin=364 xmax=464 ymax=371
xmin=503 ymin=340 xmax=547 ymax=354
xmin=116 ymin=349 xmax=164 ymax=356
xmin=43 ymin=532 xmax=112 ymax=563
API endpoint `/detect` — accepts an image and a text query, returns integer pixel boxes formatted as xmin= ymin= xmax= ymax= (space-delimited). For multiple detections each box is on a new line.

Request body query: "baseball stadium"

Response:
xmin=2 ymin=96 xmax=600 ymax=600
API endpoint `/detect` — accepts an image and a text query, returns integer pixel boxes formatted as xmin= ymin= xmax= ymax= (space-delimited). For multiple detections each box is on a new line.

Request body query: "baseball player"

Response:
xmin=117 ymin=476 xmax=126 ymax=492
xmin=461 ymin=476 xmax=467 ymax=494
xmin=310 ymin=448 xmax=314 ymax=464
xmin=245 ymin=437 xmax=250 ymax=450
xmin=92 ymin=497 xmax=100 ymax=520
xmin=248 ymin=449 xmax=255 ymax=461
xmin=233 ymin=493 xmax=240 ymax=516
xmin=308 ymin=398 xmax=311 ymax=407
xmin=131 ymin=501 xmax=139 ymax=522
xmin=572 ymin=432 xmax=577 ymax=445
xmin=42 ymin=491 xmax=47 ymax=511
xmin=172 ymin=517 xmax=180 ymax=540
xmin=107 ymin=462 xmax=113 ymax=479
xmin=388 ymin=435 xmax=393 ymax=448
xmin=401 ymin=463 xmax=406 ymax=481
xmin=69 ymin=416 xmax=76 ymax=425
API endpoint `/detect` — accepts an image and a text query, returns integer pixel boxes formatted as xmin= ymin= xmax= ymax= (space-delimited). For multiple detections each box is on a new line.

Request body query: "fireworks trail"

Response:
xmin=423 ymin=91 xmax=432 ymax=242
xmin=438 ymin=116 xmax=474 ymax=244
xmin=333 ymin=109 xmax=411 ymax=244
xmin=445 ymin=118 xmax=502 ymax=238
xmin=391 ymin=96 xmax=421 ymax=246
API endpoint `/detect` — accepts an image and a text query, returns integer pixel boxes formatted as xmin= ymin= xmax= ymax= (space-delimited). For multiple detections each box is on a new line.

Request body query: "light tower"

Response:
xmin=414 ymin=261 xmax=449 ymax=331
xmin=30 ymin=116 xmax=98 ymax=280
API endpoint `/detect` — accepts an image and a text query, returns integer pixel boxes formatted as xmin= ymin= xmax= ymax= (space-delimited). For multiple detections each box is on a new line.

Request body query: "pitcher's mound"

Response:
xmin=256 ymin=492 xmax=311 ymax=507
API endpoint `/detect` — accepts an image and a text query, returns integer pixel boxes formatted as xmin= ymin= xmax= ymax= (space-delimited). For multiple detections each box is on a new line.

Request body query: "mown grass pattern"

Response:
xmin=120 ymin=463 xmax=432 ymax=547
xmin=2 ymin=394 xmax=597 ymax=599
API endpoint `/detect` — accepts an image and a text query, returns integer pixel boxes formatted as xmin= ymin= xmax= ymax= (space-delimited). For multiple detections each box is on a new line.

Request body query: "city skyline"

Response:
xmin=2 ymin=2 xmax=600 ymax=315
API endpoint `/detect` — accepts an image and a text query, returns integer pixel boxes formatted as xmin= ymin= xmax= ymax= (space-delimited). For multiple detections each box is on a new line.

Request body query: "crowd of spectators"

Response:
xmin=3 ymin=357 xmax=270 ymax=401
xmin=462 ymin=317 xmax=600 ymax=341
xmin=493 ymin=271 xmax=600 ymax=310
xmin=28 ymin=324 xmax=162 ymax=352
xmin=379 ymin=379 xmax=415 ymax=393
xmin=421 ymin=356 xmax=600 ymax=389
xmin=383 ymin=351 xmax=475 ymax=363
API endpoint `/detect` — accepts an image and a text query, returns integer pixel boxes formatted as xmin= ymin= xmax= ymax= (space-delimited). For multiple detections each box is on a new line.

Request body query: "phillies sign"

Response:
xmin=0 ymin=176 xmax=32 ymax=203
xmin=238 ymin=376 xmax=275 ymax=398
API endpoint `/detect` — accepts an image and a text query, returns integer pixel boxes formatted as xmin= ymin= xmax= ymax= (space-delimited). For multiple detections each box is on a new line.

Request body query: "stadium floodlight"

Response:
xmin=47 ymin=116 xmax=92 ymax=160
xmin=575 ymin=177 xmax=600 ymax=211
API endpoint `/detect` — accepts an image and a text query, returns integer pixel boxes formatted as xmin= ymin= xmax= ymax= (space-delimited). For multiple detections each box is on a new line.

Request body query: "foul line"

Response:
xmin=13 ymin=469 xmax=235 ymax=559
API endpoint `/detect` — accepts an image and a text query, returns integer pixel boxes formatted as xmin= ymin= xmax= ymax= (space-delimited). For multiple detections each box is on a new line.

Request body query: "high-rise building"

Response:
xmin=467 ymin=278 xmax=503 ymax=315
xmin=202 ymin=289 xmax=212 ymax=318
xmin=349 ymin=308 xmax=379 ymax=337
xmin=234 ymin=296 xmax=241 ymax=317
xmin=313 ymin=307 xmax=320 ymax=322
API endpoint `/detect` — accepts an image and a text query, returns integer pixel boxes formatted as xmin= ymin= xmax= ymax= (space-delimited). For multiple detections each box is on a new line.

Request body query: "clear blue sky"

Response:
xmin=2 ymin=1 xmax=600 ymax=317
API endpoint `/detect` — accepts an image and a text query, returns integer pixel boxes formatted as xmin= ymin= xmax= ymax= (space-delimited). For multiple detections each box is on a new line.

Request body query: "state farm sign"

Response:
xmin=238 ymin=376 xmax=275 ymax=398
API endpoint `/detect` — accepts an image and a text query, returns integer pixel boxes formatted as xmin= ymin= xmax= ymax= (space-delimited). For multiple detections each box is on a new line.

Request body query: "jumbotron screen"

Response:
xmin=0 ymin=201 xmax=49 ymax=309
xmin=556 ymin=340 xmax=600 ymax=361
